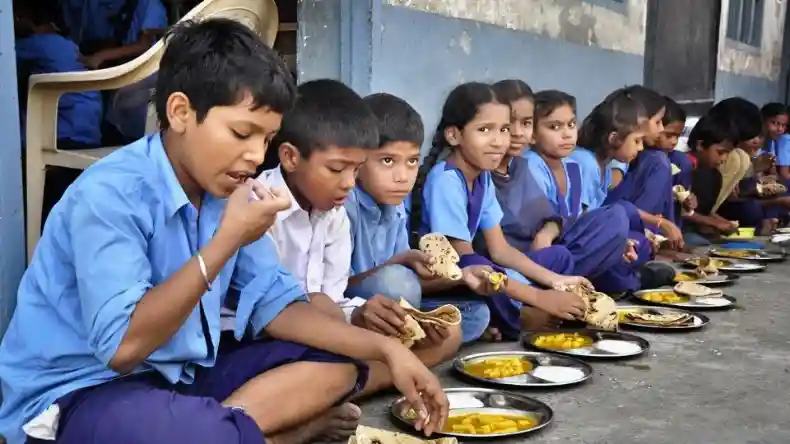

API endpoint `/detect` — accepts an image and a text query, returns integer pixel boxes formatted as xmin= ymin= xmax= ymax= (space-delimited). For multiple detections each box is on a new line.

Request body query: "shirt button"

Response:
xmin=197 ymin=330 xmax=204 ymax=339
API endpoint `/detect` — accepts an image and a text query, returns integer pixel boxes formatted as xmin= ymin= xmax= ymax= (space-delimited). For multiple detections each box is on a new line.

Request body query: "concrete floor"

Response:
xmin=357 ymin=256 xmax=790 ymax=444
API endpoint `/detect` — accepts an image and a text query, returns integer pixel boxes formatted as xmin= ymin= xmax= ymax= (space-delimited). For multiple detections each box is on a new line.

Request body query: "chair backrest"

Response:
xmin=25 ymin=0 xmax=280 ymax=156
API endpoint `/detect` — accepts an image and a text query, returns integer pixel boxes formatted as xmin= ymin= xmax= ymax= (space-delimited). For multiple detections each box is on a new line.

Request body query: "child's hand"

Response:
xmin=414 ymin=324 xmax=451 ymax=349
xmin=683 ymin=194 xmax=698 ymax=211
xmin=551 ymin=275 xmax=593 ymax=291
xmin=716 ymin=220 xmax=739 ymax=235
xmin=220 ymin=180 xmax=291 ymax=247
xmin=623 ymin=239 xmax=639 ymax=263
xmin=659 ymin=220 xmax=685 ymax=251
xmin=382 ymin=343 xmax=449 ymax=436
xmin=350 ymin=295 xmax=407 ymax=337
xmin=461 ymin=265 xmax=498 ymax=295
xmin=391 ymin=250 xmax=437 ymax=280
xmin=533 ymin=289 xmax=586 ymax=321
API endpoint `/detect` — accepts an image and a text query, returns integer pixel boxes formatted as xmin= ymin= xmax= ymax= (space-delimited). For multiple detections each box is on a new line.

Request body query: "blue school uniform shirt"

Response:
xmin=345 ymin=187 xmax=410 ymax=274
xmin=523 ymin=150 xmax=583 ymax=219
xmin=417 ymin=160 xmax=503 ymax=241
xmin=61 ymin=0 xmax=168 ymax=46
xmin=15 ymin=34 xmax=103 ymax=146
xmin=569 ymin=147 xmax=611 ymax=211
xmin=609 ymin=159 xmax=629 ymax=175
xmin=604 ymin=147 xmax=675 ymax=223
xmin=771 ymin=134 xmax=790 ymax=167
xmin=0 ymin=134 xmax=305 ymax=443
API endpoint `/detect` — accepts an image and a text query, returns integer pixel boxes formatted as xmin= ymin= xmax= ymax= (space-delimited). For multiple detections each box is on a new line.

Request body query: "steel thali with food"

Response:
xmin=709 ymin=248 xmax=785 ymax=263
xmin=523 ymin=329 xmax=649 ymax=359
xmin=453 ymin=351 xmax=592 ymax=388
xmin=632 ymin=287 xmax=736 ymax=310
xmin=617 ymin=305 xmax=709 ymax=332
xmin=673 ymin=270 xmax=738 ymax=287
xmin=681 ymin=257 xmax=766 ymax=273
xmin=390 ymin=388 xmax=553 ymax=439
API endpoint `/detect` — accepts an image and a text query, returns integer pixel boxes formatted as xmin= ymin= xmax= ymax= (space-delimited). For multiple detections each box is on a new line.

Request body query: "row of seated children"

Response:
xmin=14 ymin=0 xmax=168 ymax=148
xmin=0 ymin=19 xmax=451 ymax=444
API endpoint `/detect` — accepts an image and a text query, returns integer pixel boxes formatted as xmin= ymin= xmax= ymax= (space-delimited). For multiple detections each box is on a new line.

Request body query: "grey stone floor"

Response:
xmin=357 ymin=254 xmax=790 ymax=444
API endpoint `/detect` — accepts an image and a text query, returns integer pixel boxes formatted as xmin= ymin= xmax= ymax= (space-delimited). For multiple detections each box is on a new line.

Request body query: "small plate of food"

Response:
xmin=617 ymin=305 xmax=709 ymax=331
xmin=523 ymin=329 xmax=649 ymax=359
xmin=390 ymin=388 xmax=553 ymax=439
xmin=682 ymin=256 xmax=766 ymax=272
xmin=453 ymin=351 xmax=593 ymax=388
xmin=632 ymin=283 xmax=736 ymax=310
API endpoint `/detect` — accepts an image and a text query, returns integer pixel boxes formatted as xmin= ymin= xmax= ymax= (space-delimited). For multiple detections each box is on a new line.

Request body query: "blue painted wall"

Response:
xmin=0 ymin=0 xmax=25 ymax=339
xmin=369 ymin=5 xmax=643 ymax=152
xmin=715 ymin=70 xmax=781 ymax=105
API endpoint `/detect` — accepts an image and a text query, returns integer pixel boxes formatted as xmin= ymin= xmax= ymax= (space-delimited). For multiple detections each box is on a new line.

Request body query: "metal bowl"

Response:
xmin=523 ymin=329 xmax=649 ymax=359
xmin=453 ymin=351 xmax=592 ymax=388
xmin=632 ymin=287 xmax=736 ymax=310
xmin=617 ymin=305 xmax=709 ymax=332
xmin=390 ymin=388 xmax=554 ymax=439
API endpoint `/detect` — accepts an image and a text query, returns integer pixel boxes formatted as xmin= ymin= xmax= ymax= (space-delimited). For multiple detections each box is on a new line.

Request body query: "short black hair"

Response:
xmin=707 ymin=97 xmax=762 ymax=143
xmin=533 ymin=90 xmax=576 ymax=123
xmin=268 ymin=79 xmax=379 ymax=162
xmin=662 ymin=96 xmax=686 ymax=125
xmin=761 ymin=102 xmax=788 ymax=120
xmin=14 ymin=0 xmax=58 ymax=26
xmin=364 ymin=93 xmax=424 ymax=148
xmin=688 ymin=114 xmax=733 ymax=152
xmin=155 ymin=18 xmax=295 ymax=130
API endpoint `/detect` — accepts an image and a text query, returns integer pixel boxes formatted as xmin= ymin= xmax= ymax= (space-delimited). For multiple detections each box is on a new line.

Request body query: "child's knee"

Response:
xmin=370 ymin=265 xmax=422 ymax=306
xmin=459 ymin=302 xmax=491 ymax=343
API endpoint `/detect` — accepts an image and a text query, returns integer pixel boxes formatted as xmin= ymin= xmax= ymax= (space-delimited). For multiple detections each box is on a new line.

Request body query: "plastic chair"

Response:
xmin=24 ymin=0 xmax=280 ymax=262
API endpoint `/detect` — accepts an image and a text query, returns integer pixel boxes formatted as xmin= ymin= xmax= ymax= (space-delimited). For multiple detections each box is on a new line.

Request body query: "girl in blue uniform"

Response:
xmin=604 ymin=86 xmax=686 ymax=252
xmin=411 ymin=82 xmax=587 ymax=342
xmin=487 ymin=80 xmax=635 ymax=291
xmin=657 ymin=97 xmax=697 ymax=229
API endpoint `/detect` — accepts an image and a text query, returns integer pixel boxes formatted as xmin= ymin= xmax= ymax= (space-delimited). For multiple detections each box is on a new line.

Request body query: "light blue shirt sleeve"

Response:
xmin=776 ymin=135 xmax=790 ymax=167
xmin=608 ymin=159 xmax=629 ymax=173
xmin=67 ymin=179 xmax=155 ymax=367
xmin=424 ymin=169 xmax=475 ymax=242
xmin=479 ymin=173 xmax=504 ymax=231
xmin=232 ymin=235 xmax=308 ymax=338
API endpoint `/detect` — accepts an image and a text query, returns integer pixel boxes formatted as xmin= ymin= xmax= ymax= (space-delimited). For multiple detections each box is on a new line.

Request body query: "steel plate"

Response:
xmin=681 ymin=257 xmax=766 ymax=272
xmin=390 ymin=388 xmax=554 ymax=439
xmin=453 ymin=351 xmax=593 ymax=388
xmin=709 ymin=248 xmax=785 ymax=263
xmin=523 ymin=329 xmax=649 ymax=359
xmin=617 ymin=305 xmax=709 ymax=332
xmin=632 ymin=287 xmax=736 ymax=310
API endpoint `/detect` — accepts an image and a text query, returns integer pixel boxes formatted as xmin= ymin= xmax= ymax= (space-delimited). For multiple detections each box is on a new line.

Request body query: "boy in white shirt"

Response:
xmin=256 ymin=80 xmax=475 ymax=401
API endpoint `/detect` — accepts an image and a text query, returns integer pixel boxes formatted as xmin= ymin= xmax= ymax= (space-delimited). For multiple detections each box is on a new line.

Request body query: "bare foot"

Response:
xmin=268 ymin=403 xmax=361 ymax=444
xmin=480 ymin=326 xmax=503 ymax=342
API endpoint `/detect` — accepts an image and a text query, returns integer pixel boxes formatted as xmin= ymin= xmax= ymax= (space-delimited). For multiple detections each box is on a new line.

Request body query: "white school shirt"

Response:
xmin=256 ymin=166 xmax=365 ymax=321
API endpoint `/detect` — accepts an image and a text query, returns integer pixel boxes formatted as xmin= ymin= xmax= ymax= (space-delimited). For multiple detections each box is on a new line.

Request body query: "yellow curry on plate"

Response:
xmin=463 ymin=357 xmax=533 ymax=379
xmin=444 ymin=413 xmax=536 ymax=435
xmin=532 ymin=333 xmax=593 ymax=350
xmin=638 ymin=291 xmax=688 ymax=304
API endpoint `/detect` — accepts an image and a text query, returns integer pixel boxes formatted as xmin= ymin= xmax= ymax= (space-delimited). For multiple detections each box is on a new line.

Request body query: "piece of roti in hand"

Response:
xmin=400 ymin=298 xmax=462 ymax=328
xmin=558 ymin=284 xmax=618 ymax=330
xmin=349 ymin=425 xmax=458 ymax=444
xmin=419 ymin=233 xmax=463 ymax=280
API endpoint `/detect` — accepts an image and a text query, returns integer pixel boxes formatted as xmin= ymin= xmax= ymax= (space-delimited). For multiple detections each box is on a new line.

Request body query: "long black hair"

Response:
xmin=491 ymin=79 xmax=534 ymax=104
xmin=578 ymin=89 xmax=647 ymax=158
xmin=410 ymin=82 xmax=503 ymax=244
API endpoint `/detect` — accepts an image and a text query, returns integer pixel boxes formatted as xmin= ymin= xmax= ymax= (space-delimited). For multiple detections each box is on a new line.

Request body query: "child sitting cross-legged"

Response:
xmin=254 ymin=81 xmax=462 ymax=415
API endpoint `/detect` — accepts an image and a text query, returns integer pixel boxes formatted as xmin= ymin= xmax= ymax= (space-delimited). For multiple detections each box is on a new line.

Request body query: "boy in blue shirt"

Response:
xmin=0 ymin=19 xmax=446 ymax=444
